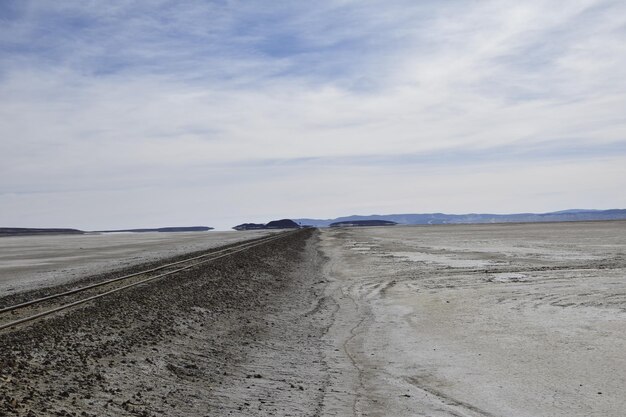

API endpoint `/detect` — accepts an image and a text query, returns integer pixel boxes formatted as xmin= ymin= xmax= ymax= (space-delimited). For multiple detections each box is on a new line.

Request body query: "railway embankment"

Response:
xmin=0 ymin=228 xmax=333 ymax=416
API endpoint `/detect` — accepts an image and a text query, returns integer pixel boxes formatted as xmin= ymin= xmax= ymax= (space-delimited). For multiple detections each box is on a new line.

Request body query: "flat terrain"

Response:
xmin=1 ymin=221 xmax=625 ymax=416
xmin=319 ymin=221 xmax=626 ymax=416
xmin=0 ymin=230 xmax=275 ymax=295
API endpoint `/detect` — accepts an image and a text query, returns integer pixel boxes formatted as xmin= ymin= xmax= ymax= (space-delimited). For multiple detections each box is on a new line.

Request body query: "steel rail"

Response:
xmin=0 ymin=230 xmax=300 ymax=331
xmin=0 ymin=231 xmax=288 ymax=315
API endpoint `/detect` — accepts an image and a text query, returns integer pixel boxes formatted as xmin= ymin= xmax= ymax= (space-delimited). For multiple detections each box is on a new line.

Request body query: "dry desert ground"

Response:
xmin=1 ymin=221 xmax=625 ymax=416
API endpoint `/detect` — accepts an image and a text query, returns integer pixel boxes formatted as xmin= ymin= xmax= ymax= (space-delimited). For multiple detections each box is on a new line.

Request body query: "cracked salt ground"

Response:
xmin=317 ymin=221 xmax=626 ymax=416
xmin=490 ymin=272 xmax=529 ymax=282
xmin=391 ymin=251 xmax=496 ymax=268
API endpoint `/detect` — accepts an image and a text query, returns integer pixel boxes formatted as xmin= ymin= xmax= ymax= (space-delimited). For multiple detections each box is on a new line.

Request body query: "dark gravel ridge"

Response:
xmin=0 ymin=228 xmax=331 ymax=416
xmin=0 ymin=233 xmax=280 ymax=310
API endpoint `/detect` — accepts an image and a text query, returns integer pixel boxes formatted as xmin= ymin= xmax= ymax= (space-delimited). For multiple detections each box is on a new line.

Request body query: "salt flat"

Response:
xmin=319 ymin=221 xmax=626 ymax=416
xmin=0 ymin=230 xmax=275 ymax=295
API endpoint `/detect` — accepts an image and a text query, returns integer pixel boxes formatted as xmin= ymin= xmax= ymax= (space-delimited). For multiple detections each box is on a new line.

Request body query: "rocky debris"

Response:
xmin=0 ymin=235 xmax=275 ymax=311
xmin=0 ymin=228 xmax=332 ymax=416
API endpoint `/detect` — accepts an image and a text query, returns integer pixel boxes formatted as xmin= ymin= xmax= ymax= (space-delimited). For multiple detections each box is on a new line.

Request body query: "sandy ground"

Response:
xmin=0 ymin=230 xmax=275 ymax=295
xmin=318 ymin=221 xmax=626 ymax=416
xmin=1 ymin=222 xmax=625 ymax=416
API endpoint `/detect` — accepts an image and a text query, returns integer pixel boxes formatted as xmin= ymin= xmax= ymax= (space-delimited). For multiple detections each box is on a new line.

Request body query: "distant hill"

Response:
xmin=0 ymin=226 xmax=214 ymax=236
xmin=330 ymin=220 xmax=397 ymax=227
xmin=98 ymin=226 xmax=213 ymax=233
xmin=0 ymin=227 xmax=85 ymax=237
xmin=232 ymin=223 xmax=266 ymax=231
xmin=233 ymin=219 xmax=301 ymax=231
xmin=265 ymin=219 xmax=300 ymax=229
xmin=296 ymin=209 xmax=626 ymax=227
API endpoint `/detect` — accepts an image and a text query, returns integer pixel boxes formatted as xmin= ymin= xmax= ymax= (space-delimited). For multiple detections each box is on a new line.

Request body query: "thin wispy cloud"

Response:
xmin=1 ymin=1 xmax=625 ymax=229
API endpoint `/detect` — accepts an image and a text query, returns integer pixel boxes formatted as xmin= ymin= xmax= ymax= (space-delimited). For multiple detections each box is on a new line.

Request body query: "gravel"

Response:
xmin=0 ymin=228 xmax=333 ymax=416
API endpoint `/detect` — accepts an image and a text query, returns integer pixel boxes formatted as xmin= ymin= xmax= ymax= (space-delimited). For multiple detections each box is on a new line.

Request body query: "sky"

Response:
xmin=1 ymin=0 xmax=625 ymax=230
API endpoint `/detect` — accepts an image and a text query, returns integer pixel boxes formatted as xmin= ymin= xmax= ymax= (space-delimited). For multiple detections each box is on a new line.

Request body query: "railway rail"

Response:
xmin=0 ymin=229 xmax=301 ymax=332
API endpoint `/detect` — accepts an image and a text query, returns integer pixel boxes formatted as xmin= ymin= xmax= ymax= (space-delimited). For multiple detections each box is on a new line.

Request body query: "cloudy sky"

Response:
xmin=1 ymin=1 xmax=625 ymax=230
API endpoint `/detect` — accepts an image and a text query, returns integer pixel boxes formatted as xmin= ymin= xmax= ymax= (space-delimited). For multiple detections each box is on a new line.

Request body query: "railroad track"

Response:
xmin=0 ymin=230 xmax=301 ymax=332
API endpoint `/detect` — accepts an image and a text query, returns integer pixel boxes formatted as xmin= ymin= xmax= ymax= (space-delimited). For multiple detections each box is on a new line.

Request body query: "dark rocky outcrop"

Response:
xmin=265 ymin=219 xmax=300 ymax=229
xmin=232 ymin=223 xmax=267 ymax=231
xmin=233 ymin=219 xmax=301 ymax=231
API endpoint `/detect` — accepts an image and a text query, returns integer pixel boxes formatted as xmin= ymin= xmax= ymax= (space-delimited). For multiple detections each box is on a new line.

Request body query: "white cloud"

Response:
xmin=1 ymin=0 xmax=625 ymax=229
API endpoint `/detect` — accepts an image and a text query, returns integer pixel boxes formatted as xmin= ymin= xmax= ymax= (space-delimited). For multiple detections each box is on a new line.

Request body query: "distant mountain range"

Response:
xmin=330 ymin=220 xmax=397 ymax=227
xmin=296 ymin=209 xmax=626 ymax=227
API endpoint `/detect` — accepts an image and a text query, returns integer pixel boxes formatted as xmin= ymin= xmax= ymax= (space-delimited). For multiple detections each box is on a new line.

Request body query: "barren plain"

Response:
xmin=1 ymin=221 xmax=625 ymax=416
xmin=319 ymin=221 xmax=626 ymax=416
xmin=0 ymin=230 xmax=276 ymax=295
